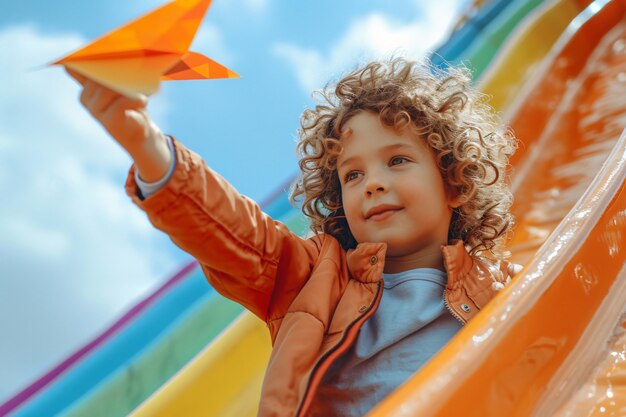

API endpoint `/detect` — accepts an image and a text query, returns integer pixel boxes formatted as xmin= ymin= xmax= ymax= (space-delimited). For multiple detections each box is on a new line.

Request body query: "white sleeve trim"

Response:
xmin=135 ymin=135 xmax=177 ymax=198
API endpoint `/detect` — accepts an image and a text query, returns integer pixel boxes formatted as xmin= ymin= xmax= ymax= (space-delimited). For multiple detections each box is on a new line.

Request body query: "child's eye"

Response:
xmin=344 ymin=171 xmax=361 ymax=182
xmin=390 ymin=156 xmax=409 ymax=166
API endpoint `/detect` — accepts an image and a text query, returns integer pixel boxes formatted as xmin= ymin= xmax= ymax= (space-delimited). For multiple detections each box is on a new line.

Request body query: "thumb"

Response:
xmin=124 ymin=108 xmax=148 ymax=127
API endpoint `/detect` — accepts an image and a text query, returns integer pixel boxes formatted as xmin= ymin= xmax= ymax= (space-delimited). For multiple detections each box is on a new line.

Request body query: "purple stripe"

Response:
xmin=258 ymin=172 xmax=297 ymax=208
xmin=0 ymin=260 xmax=198 ymax=417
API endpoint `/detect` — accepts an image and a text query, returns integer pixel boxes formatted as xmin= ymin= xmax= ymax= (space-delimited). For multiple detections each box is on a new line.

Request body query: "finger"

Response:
xmin=65 ymin=67 xmax=87 ymax=86
xmin=88 ymin=85 xmax=120 ymax=114
xmin=508 ymin=263 xmax=523 ymax=276
xmin=124 ymin=109 xmax=149 ymax=130
xmin=105 ymin=94 xmax=148 ymax=115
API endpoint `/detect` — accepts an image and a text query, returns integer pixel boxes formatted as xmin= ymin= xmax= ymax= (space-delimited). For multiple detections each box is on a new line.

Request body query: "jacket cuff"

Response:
xmin=134 ymin=135 xmax=177 ymax=199
xmin=125 ymin=136 xmax=193 ymax=213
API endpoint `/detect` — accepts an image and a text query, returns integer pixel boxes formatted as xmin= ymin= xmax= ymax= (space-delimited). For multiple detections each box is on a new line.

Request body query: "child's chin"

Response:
xmin=384 ymin=240 xmax=431 ymax=257
xmin=382 ymin=244 xmax=412 ymax=257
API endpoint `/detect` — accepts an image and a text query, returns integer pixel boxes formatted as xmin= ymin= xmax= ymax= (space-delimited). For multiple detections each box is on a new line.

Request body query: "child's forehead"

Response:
xmin=339 ymin=112 xmax=426 ymax=148
xmin=337 ymin=130 xmax=435 ymax=171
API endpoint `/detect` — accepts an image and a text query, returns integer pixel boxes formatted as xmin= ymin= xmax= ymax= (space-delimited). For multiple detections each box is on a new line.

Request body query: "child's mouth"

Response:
xmin=367 ymin=208 xmax=401 ymax=221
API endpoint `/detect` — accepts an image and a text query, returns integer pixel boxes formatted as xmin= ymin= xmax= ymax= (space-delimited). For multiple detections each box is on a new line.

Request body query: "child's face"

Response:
xmin=337 ymin=111 xmax=459 ymax=258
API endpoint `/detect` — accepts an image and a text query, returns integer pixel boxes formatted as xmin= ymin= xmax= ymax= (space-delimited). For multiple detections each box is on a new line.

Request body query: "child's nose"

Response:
xmin=366 ymin=186 xmax=385 ymax=196
xmin=364 ymin=175 xmax=388 ymax=196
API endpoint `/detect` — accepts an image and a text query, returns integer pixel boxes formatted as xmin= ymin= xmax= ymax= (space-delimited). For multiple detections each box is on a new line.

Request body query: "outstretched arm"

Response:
xmin=69 ymin=71 xmax=320 ymax=322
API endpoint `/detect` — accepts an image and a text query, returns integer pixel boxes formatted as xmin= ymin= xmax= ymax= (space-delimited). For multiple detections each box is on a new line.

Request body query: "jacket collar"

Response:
xmin=346 ymin=242 xmax=387 ymax=283
xmin=346 ymin=239 xmax=473 ymax=286
xmin=440 ymin=240 xmax=474 ymax=288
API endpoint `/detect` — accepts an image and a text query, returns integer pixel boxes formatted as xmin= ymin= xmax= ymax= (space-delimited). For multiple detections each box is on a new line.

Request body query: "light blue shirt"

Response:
xmin=309 ymin=268 xmax=462 ymax=417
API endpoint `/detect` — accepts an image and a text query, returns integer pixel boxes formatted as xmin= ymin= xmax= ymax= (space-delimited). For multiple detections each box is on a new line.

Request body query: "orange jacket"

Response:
xmin=125 ymin=137 xmax=513 ymax=417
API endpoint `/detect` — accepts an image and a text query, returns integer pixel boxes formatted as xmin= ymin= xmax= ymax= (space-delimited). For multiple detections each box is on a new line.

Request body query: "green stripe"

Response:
xmin=61 ymin=294 xmax=243 ymax=417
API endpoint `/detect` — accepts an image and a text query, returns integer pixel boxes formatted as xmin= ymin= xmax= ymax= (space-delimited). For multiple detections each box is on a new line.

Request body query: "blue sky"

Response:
xmin=0 ymin=0 xmax=469 ymax=403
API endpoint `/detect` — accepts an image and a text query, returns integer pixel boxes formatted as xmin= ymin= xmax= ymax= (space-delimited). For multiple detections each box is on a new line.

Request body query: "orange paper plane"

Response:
xmin=53 ymin=0 xmax=238 ymax=97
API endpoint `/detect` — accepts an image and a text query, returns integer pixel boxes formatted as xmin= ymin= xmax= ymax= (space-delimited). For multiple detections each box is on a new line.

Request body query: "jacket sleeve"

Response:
xmin=124 ymin=136 xmax=321 ymax=322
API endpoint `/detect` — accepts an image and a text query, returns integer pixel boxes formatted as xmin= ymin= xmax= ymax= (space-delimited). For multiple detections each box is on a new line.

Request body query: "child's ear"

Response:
xmin=446 ymin=189 xmax=464 ymax=209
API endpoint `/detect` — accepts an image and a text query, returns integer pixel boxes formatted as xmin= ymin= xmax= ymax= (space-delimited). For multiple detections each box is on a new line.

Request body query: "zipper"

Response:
xmin=443 ymin=287 xmax=466 ymax=326
xmin=295 ymin=281 xmax=383 ymax=417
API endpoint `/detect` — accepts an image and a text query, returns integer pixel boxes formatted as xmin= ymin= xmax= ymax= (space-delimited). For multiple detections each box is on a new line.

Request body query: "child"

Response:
xmin=68 ymin=57 xmax=521 ymax=417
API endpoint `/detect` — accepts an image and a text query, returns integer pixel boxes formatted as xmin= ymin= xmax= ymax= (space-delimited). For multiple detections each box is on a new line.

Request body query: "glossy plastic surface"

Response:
xmin=478 ymin=0 xmax=587 ymax=111
xmin=62 ymin=293 xmax=243 ymax=417
xmin=369 ymin=1 xmax=626 ymax=415
xmin=129 ymin=313 xmax=272 ymax=417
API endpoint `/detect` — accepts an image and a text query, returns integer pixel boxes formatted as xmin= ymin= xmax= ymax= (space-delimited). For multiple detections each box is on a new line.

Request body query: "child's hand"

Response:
xmin=66 ymin=68 xmax=172 ymax=182
xmin=493 ymin=262 xmax=524 ymax=291
xmin=66 ymin=68 xmax=161 ymax=154
xmin=508 ymin=263 xmax=523 ymax=276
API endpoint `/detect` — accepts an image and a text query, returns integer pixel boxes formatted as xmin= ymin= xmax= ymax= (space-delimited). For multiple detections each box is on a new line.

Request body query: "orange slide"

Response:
xmin=370 ymin=1 xmax=626 ymax=416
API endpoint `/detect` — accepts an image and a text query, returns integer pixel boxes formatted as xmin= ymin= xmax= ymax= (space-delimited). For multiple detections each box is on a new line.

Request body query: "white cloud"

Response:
xmin=273 ymin=0 xmax=465 ymax=92
xmin=191 ymin=23 xmax=235 ymax=65
xmin=242 ymin=0 xmax=268 ymax=13
xmin=0 ymin=24 xmax=183 ymax=402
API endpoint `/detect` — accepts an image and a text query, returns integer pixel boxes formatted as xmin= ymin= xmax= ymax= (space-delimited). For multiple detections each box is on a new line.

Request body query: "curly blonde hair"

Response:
xmin=290 ymin=57 xmax=517 ymax=258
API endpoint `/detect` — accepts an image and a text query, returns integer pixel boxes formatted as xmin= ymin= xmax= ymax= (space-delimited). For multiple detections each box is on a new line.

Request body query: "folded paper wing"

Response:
xmin=163 ymin=52 xmax=237 ymax=80
xmin=53 ymin=0 xmax=238 ymax=97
